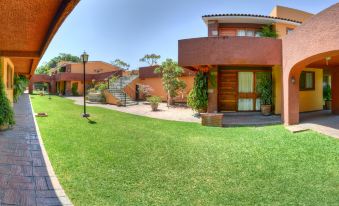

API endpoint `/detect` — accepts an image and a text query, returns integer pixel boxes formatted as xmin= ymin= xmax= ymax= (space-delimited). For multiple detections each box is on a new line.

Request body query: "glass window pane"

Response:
xmin=305 ymin=72 xmax=313 ymax=88
xmin=238 ymin=99 xmax=253 ymax=111
xmin=256 ymin=98 xmax=261 ymax=111
xmin=246 ymin=30 xmax=254 ymax=37
xmin=238 ymin=72 xmax=253 ymax=93
xmin=237 ymin=30 xmax=246 ymax=36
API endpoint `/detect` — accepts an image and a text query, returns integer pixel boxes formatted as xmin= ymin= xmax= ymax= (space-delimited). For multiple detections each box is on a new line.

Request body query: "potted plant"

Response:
xmin=323 ymin=84 xmax=332 ymax=110
xmin=0 ymin=75 xmax=15 ymax=130
xmin=147 ymin=96 xmax=161 ymax=111
xmin=256 ymin=74 xmax=273 ymax=116
xmin=187 ymin=71 xmax=208 ymax=114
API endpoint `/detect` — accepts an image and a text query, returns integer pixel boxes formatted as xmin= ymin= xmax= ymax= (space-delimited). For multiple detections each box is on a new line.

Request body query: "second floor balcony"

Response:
xmin=178 ymin=36 xmax=282 ymax=69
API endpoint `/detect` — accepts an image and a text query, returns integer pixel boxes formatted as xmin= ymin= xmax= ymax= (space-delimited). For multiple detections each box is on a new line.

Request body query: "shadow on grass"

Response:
xmin=86 ymin=117 xmax=97 ymax=124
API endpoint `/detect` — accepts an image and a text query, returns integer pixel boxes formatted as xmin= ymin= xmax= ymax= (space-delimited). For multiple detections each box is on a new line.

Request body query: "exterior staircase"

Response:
xmin=108 ymin=75 xmax=138 ymax=106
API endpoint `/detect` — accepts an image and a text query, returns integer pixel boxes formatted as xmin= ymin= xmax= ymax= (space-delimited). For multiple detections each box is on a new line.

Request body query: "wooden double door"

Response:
xmin=218 ymin=69 xmax=271 ymax=112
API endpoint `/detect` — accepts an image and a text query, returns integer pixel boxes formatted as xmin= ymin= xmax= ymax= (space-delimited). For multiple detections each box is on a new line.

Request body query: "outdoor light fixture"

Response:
xmin=291 ymin=76 xmax=296 ymax=84
xmin=325 ymin=56 xmax=331 ymax=66
xmin=81 ymin=51 xmax=90 ymax=118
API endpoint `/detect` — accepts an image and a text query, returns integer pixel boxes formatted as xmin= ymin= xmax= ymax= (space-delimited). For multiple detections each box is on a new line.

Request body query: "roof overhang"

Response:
xmin=0 ymin=0 xmax=79 ymax=77
xmin=203 ymin=15 xmax=302 ymax=26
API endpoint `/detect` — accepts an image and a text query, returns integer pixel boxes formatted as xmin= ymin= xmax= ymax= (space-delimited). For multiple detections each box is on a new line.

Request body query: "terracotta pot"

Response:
xmin=151 ymin=103 xmax=159 ymax=111
xmin=325 ymin=100 xmax=332 ymax=110
xmin=261 ymin=105 xmax=272 ymax=116
xmin=198 ymin=108 xmax=207 ymax=114
xmin=168 ymin=98 xmax=175 ymax=106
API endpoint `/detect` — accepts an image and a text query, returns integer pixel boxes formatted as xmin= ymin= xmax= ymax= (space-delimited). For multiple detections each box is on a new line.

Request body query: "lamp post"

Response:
xmin=81 ymin=51 xmax=90 ymax=118
xmin=48 ymin=72 xmax=52 ymax=100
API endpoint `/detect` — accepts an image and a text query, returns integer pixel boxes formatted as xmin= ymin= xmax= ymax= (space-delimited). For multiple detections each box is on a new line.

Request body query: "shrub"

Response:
xmin=259 ymin=24 xmax=278 ymax=38
xmin=187 ymin=71 xmax=208 ymax=112
xmin=323 ymin=84 xmax=331 ymax=101
xmin=139 ymin=84 xmax=154 ymax=99
xmin=256 ymin=74 xmax=273 ymax=105
xmin=13 ymin=74 xmax=28 ymax=102
xmin=147 ymin=96 xmax=162 ymax=105
xmin=0 ymin=74 xmax=15 ymax=126
xmin=71 ymin=83 xmax=79 ymax=96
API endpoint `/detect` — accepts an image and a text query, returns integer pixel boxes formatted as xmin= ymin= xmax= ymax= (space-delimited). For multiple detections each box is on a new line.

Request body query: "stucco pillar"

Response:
xmin=65 ymin=81 xmax=72 ymax=96
xmin=50 ymin=80 xmax=57 ymax=94
xmin=283 ymin=69 xmax=301 ymax=125
xmin=28 ymin=82 xmax=34 ymax=94
xmin=207 ymin=67 xmax=218 ymax=113
xmin=331 ymin=69 xmax=339 ymax=114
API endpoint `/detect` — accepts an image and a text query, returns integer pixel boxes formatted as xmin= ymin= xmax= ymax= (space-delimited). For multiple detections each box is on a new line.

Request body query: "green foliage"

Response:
xmin=96 ymin=82 xmax=108 ymax=92
xmin=256 ymin=74 xmax=273 ymax=105
xmin=0 ymin=74 xmax=15 ymax=126
xmin=147 ymin=96 xmax=161 ymax=104
xmin=13 ymin=74 xmax=28 ymax=102
xmin=187 ymin=72 xmax=208 ymax=111
xmin=139 ymin=54 xmax=161 ymax=66
xmin=155 ymin=59 xmax=186 ymax=103
xmin=35 ymin=53 xmax=81 ymax=74
xmin=71 ymin=83 xmax=79 ymax=96
xmin=323 ymin=84 xmax=332 ymax=101
xmin=111 ymin=59 xmax=130 ymax=70
xmin=259 ymin=25 xmax=278 ymax=38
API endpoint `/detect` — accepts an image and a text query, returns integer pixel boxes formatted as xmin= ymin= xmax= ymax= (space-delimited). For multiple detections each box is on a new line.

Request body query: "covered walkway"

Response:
xmin=0 ymin=94 xmax=72 ymax=206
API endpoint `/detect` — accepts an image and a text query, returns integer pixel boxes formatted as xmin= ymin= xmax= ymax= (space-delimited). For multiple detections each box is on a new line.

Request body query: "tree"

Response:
xmin=35 ymin=53 xmax=81 ymax=74
xmin=154 ymin=59 xmax=186 ymax=105
xmin=139 ymin=54 xmax=161 ymax=66
xmin=111 ymin=59 xmax=130 ymax=70
xmin=13 ymin=74 xmax=29 ymax=103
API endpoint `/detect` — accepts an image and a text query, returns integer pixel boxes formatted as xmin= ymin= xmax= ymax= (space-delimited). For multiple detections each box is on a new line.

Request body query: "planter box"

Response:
xmin=88 ymin=92 xmax=103 ymax=103
xmin=201 ymin=113 xmax=224 ymax=127
xmin=0 ymin=124 xmax=10 ymax=131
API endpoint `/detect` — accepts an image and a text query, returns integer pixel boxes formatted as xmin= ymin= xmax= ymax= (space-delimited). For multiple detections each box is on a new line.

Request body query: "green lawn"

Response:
xmin=30 ymin=95 xmax=339 ymax=206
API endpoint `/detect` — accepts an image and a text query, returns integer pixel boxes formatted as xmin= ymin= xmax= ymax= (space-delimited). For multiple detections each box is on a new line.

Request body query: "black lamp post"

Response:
xmin=81 ymin=51 xmax=90 ymax=118
xmin=48 ymin=72 xmax=52 ymax=100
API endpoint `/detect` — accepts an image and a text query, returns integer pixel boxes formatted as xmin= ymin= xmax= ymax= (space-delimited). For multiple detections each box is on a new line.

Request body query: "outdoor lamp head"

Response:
xmin=81 ymin=51 xmax=89 ymax=63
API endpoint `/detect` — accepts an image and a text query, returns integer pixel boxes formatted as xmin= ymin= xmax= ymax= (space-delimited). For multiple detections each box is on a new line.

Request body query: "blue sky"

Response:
xmin=40 ymin=0 xmax=338 ymax=69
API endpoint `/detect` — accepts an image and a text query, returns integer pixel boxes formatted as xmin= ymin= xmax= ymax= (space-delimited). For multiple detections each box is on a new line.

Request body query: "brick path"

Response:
xmin=0 ymin=94 xmax=72 ymax=206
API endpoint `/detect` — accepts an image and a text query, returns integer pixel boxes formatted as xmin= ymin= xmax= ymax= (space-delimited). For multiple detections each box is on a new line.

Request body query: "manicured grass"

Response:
xmin=30 ymin=95 xmax=339 ymax=206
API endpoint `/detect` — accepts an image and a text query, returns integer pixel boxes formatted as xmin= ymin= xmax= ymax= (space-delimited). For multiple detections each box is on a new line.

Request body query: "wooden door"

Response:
xmin=218 ymin=71 xmax=237 ymax=112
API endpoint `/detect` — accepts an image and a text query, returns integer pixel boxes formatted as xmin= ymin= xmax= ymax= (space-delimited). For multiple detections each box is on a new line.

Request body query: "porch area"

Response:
xmin=222 ymin=112 xmax=281 ymax=127
xmin=287 ymin=110 xmax=339 ymax=138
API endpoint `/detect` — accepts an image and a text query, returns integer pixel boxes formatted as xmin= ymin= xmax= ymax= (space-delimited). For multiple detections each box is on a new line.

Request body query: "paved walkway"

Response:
xmin=287 ymin=110 xmax=339 ymax=138
xmin=66 ymin=96 xmax=201 ymax=123
xmin=0 ymin=94 xmax=72 ymax=206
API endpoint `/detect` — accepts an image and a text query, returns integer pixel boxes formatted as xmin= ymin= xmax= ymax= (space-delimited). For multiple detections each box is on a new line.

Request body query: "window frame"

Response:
xmin=286 ymin=27 xmax=294 ymax=34
xmin=299 ymin=71 xmax=315 ymax=91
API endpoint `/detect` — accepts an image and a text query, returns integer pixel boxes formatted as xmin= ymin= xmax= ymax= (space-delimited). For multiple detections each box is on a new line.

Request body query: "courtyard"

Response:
xmin=29 ymin=95 xmax=339 ymax=205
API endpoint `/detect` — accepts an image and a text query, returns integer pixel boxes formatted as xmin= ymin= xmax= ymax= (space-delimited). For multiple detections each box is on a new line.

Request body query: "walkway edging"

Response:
xmin=29 ymin=95 xmax=73 ymax=205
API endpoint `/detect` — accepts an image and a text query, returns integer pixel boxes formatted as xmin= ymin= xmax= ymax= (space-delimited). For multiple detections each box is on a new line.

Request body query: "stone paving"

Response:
xmin=0 ymin=94 xmax=72 ymax=206
xmin=286 ymin=110 xmax=339 ymax=139
xmin=66 ymin=96 xmax=201 ymax=123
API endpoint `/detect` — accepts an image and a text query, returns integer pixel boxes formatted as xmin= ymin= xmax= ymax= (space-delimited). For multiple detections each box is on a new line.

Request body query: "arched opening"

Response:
xmin=284 ymin=51 xmax=339 ymax=125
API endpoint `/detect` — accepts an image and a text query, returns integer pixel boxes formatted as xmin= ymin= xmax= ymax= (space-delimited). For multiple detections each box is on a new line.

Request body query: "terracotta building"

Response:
xmin=0 ymin=0 xmax=79 ymax=103
xmin=30 ymin=61 xmax=121 ymax=96
xmin=178 ymin=4 xmax=339 ymax=125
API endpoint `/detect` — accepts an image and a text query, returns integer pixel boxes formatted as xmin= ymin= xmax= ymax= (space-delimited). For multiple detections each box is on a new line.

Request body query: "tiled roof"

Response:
xmin=202 ymin=14 xmax=302 ymax=24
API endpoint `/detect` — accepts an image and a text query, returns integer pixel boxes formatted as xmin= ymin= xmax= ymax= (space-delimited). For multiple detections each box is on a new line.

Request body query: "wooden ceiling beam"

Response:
xmin=0 ymin=50 xmax=40 ymax=58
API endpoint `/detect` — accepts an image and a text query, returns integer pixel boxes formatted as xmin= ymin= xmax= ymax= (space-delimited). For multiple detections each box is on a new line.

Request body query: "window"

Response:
xmin=7 ymin=65 xmax=13 ymax=89
xmin=286 ymin=28 xmax=294 ymax=34
xmin=237 ymin=30 xmax=246 ymax=36
xmin=246 ymin=30 xmax=255 ymax=37
xmin=300 ymin=71 xmax=315 ymax=90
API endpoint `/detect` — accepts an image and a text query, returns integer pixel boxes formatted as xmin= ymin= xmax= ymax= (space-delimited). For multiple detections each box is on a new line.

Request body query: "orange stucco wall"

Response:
xmin=299 ymin=68 xmax=323 ymax=112
xmin=69 ymin=61 xmax=119 ymax=74
xmin=137 ymin=76 xmax=195 ymax=102
xmin=0 ymin=57 xmax=15 ymax=104
xmin=270 ymin=6 xmax=313 ymax=23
